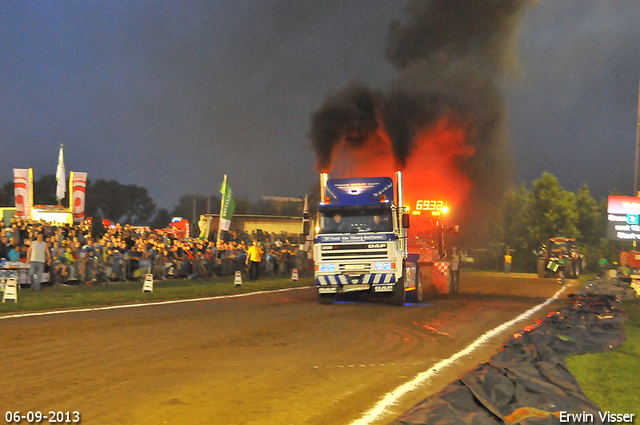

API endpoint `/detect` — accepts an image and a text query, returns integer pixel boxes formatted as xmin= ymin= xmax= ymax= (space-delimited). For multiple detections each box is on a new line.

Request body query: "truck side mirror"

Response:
xmin=402 ymin=213 xmax=410 ymax=229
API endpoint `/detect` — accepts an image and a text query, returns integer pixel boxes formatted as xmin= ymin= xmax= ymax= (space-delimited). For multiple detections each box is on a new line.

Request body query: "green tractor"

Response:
xmin=537 ymin=237 xmax=584 ymax=279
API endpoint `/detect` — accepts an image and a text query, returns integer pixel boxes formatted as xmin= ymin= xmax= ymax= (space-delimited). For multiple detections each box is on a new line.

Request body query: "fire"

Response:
xmin=326 ymin=116 xmax=475 ymax=220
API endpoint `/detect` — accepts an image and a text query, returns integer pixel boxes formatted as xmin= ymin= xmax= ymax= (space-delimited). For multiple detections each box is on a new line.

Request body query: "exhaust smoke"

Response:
xmin=309 ymin=0 xmax=529 ymax=240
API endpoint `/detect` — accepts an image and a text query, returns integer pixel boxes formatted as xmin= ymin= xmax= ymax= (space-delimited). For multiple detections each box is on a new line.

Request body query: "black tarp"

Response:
xmin=390 ymin=279 xmax=634 ymax=424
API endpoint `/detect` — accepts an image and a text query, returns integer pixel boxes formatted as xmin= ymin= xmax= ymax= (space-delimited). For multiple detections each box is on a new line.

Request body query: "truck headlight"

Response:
xmin=375 ymin=262 xmax=392 ymax=271
xmin=319 ymin=264 xmax=335 ymax=272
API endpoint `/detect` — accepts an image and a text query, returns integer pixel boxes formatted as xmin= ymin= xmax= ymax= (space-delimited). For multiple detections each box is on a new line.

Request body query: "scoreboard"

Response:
xmin=411 ymin=200 xmax=448 ymax=216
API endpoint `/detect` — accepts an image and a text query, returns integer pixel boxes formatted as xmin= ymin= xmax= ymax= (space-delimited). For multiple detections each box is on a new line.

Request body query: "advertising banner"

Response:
xmin=13 ymin=168 xmax=33 ymax=219
xmin=71 ymin=172 xmax=88 ymax=222
xmin=219 ymin=175 xmax=236 ymax=231
xmin=607 ymin=196 xmax=640 ymax=240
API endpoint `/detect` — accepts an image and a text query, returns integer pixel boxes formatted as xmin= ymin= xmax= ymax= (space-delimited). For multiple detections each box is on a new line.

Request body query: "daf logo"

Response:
xmin=368 ymin=244 xmax=385 ymax=248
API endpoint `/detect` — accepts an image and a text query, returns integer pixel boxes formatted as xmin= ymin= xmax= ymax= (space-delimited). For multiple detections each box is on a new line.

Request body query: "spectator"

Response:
xmin=27 ymin=232 xmax=51 ymax=291
xmin=246 ymin=240 xmax=263 ymax=281
xmin=504 ymin=252 xmax=512 ymax=274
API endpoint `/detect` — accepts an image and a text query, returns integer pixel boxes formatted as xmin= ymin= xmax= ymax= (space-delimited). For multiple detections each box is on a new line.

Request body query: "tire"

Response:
xmin=565 ymin=261 xmax=574 ymax=279
xmin=415 ymin=271 xmax=424 ymax=302
xmin=537 ymin=258 xmax=547 ymax=278
xmin=408 ymin=270 xmax=424 ymax=303
xmin=319 ymin=293 xmax=335 ymax=305
xmin=574 ymin=261 xmax=580 ymax=278
xmin=391 ymin=278 xmax=406 ymax=306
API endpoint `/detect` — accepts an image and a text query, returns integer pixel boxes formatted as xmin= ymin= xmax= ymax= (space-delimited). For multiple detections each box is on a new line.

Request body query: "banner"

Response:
xmin=56 ymin=144 xmax=66 ymax=201
xmin=13 ymin=168 xmax=33 ymax=219
xmin=198 ymin=215 xmax=212 ymax=240
xmin=70 ymin=171 xmax=88 ymax=222
xmin=218 ymin=175 xmax=236 ymax=231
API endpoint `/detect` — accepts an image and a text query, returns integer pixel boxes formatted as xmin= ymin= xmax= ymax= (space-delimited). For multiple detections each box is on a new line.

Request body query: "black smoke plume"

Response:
xmin=310 ymin=82 xmax=381 ymax=172
xmin=309 ymin=0 xmax=529 ymax=241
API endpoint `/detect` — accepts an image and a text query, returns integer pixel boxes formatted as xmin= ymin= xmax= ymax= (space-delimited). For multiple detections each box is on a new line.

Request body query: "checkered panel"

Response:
xmin=433 ymin=262 xmax=450 ymax=278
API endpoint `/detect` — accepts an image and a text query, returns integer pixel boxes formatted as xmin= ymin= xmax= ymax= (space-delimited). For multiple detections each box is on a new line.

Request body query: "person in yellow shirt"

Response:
xmin=245 ymin=240 xmax=263 ymax=281
xmin=504 ymin=252 xmax=512 ymax=274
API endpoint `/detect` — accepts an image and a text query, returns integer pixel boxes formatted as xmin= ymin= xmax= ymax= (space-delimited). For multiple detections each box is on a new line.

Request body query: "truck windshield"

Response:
xmin=319 ymin=207 xmax=392 ymax=234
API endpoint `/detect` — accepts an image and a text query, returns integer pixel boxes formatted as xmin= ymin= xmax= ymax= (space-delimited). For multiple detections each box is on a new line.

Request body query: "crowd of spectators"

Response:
xmin=0 ymin=216 xmax=309 ymax=286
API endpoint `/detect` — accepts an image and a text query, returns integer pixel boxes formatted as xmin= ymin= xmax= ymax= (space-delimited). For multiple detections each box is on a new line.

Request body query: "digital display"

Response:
xmin=415 ymin=200 xmax=445 ymax=211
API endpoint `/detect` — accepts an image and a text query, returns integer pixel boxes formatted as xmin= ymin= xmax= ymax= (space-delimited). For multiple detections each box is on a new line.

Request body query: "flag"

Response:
xmin=71 ymin=172 xmax=88 ymax=222
xmin=56 ymin=144 xmax=66 ymax=201
xmin=218 ymin=175 xmax=236 ymax=231
xmin=13 ymin=168 xmax=33 ymax=218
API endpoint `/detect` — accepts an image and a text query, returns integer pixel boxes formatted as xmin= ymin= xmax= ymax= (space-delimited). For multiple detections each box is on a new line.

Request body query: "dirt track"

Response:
xmin=0 ymin=273 xmax=580 ymax=425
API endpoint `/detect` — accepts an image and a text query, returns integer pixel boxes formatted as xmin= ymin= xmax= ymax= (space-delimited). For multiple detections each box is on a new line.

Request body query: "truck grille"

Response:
xmin=320 ymin=243 xmax=388 ymax=261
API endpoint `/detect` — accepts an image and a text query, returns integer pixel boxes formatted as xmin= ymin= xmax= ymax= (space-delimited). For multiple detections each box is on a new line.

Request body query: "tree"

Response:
xmin=86 ymin=179 xmax=156 ymax=224
xmin=575 ymin=183 xmax=602 ymax=246
xmin=171 ymin=194 xmax=221 ymax=222
xmin=234 ymin=198 xmax=253 ymax=215
xmin=148 ymin=208 xmax=172 ymax=230
xmin=526 ymin=172 xmax=577 ymax=246
xmin=33 ymin=174 xmax=58 ymax=206
xmin=1 ymin=175 xmax=63 ymax=207
xmin=501 ymin=185 xmax=531 ymax=270
xmin=0 ymin=181 xmax=13 ymax=206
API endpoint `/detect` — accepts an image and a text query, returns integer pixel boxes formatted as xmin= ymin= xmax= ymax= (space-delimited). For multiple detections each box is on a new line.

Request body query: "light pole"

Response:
xmin=634 ymin=73 xmax=640 ymax=195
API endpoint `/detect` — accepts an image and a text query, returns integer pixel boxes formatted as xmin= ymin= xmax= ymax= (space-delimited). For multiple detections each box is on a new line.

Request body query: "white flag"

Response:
xmin=56 ymin=144 xmax=66 ymax=201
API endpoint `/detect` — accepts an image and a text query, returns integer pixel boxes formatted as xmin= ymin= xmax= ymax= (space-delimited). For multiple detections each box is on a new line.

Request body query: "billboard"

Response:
xmin=607 ymin=196 xmax=640 ymax=241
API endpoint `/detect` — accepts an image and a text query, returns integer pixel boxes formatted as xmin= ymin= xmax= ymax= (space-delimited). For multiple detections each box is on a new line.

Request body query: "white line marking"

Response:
xmin=0 ymin=286 xmax=313 ymax=321
xmin=349 ymin=285 xmax=569 ymax=425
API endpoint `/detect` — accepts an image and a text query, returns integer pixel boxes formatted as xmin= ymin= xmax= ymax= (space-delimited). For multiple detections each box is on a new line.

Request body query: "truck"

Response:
xmin=536 ymin=237 xmax=583 ymax=279
xmin=313 ymin=171 xmax=459 ymax=306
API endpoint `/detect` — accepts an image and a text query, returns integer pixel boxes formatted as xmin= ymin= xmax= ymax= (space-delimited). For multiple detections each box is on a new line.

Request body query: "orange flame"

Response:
xmin=329 ymin=116 xmax=475 ymax=219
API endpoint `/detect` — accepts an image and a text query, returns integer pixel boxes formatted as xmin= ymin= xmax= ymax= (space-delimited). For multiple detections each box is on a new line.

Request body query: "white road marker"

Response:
xmin=349 ymin=285 xmax=569 ymax=425
xmin=0 ymin=286 xmax=313 ymax=321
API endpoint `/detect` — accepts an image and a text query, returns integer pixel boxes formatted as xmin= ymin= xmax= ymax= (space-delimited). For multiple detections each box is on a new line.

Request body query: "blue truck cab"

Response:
xmin=314 ymin=174 xmax=419 ymax=305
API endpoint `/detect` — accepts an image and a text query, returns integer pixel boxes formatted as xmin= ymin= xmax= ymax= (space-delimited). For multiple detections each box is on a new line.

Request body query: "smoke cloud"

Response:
xmin=310 ymin=0 xmax=529 ymax=239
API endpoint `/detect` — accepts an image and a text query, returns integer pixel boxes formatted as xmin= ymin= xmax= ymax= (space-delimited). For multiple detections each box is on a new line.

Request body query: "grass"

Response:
xmin=0 ymin=274 xmax=313 ymax=314
xmin=565 ymin=298 xmax=640 ymax=413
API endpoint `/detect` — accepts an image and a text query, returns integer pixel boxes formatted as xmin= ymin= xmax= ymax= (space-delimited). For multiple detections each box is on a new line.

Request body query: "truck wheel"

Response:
xmin=574 ymin=262 xmax=580 ymax=278
xmin=415 ymin=272 xmax=424 ymax=302
xmin=537 ymin=258 xmax=547 ymax=278
xmin=391 ymin=278 xmax=406 ymax=306
xmin=408 ymin=272 xmax=424 ymax=303
xmin=565 ymin=261 xmax=575 ymax=278
xmin=319 ymin=294 xmax=334 ymax=305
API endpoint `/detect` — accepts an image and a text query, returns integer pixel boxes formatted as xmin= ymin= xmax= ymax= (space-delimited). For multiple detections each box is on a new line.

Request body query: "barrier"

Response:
xmin=234 ymin=271 xmax=242 ymax=287
xmin=142 ymin=274 xmax=153 ymax=293
xmin=2 ymin=278 xmax=18 ymax=303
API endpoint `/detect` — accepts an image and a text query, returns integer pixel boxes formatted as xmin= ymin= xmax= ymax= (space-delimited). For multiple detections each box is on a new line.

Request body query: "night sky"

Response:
xmin=1 ymin=1 xmax=639 ymax=210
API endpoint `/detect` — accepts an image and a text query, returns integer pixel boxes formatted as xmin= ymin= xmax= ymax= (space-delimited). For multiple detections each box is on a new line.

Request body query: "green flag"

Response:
xmin=219 ymin=175 xmax=236 ymax=231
